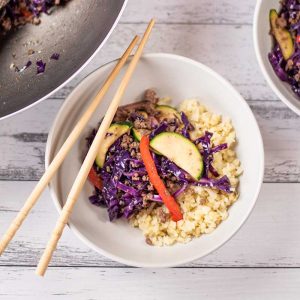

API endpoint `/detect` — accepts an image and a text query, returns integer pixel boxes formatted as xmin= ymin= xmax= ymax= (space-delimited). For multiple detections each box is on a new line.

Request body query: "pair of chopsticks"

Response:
xmin=0 ymin=19 xmax=155 ymax=276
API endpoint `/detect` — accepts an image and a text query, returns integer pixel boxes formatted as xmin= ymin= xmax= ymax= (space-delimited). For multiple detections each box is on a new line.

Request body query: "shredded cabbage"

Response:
xmin=88 ymin=104 xmax=232 ymax=221
xmin=269 ymin=1 xmax=300 ymax=97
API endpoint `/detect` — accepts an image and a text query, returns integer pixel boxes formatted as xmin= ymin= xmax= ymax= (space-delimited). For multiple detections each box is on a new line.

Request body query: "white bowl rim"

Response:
xmin=253 ymin=0 xmax=300 ymax=116
xmin=46 ymin=52 xmax=264 ymax=268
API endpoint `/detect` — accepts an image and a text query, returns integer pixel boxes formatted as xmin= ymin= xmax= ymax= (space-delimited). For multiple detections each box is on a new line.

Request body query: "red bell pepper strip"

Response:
xmin=139 ymin=135 xmax=183 ymax=222
xmin=88 ymin=167 xmax=103 ymax=190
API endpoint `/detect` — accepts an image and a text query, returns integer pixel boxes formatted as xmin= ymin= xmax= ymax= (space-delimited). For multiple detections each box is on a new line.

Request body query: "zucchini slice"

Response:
xmin=270 ymin=9 xmax=294 ymax=60
xmin=132 ymin=128 xmax=143 ymax=142
xmin=95 ymin=122 xmax=132 ymax=167
xmin=137 ymin=111 xmax=148 ymax=119
xmin=156 ymin=105 xmax=180 ymax=119
xmin=150 ymin=132 xmax=203 ymax=179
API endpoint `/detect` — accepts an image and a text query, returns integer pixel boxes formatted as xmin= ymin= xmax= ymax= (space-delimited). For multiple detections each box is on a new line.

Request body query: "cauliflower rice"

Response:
xmin=130 ymin=99 xmax=243 ymax=246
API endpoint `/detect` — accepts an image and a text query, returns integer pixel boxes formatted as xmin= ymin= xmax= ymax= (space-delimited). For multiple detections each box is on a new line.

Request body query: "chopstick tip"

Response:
xmin=35 ymin=267 xmax=45 ymax=277
xmin=150 ymin=18 xmax=156 ymax=25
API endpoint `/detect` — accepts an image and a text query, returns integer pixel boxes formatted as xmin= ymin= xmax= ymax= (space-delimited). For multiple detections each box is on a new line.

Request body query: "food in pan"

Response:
xmin=87 ymin=90 xmax=242 ymax=246
xmin=1 ymin=1 xmax=67 ymax=74
xmin=268 ymin=1 xmax=300 ymax=97
xmin=0 ymin=0 xmax=68 ymax=35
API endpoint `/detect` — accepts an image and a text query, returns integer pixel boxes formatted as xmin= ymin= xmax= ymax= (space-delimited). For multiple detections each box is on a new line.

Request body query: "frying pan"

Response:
xmin=0 ymin=0 xmax=127 ymax=119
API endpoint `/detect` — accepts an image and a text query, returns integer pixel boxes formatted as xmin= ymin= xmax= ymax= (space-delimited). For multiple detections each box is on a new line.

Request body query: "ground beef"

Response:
xmin=285 ymin=59 xmax=294 ymax=71
xmin=120 ymin=134 xmax=134 ymax=150
xmin=145 ymin=236 xmax=153 ymax=246
xmin=165 ymin=180 xmax=180 ymax=194
xmin=157 ymin=207 xmax=169 ymax=223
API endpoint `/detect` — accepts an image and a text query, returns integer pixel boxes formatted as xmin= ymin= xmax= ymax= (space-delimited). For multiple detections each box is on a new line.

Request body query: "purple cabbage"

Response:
xmin=180 ymin=111 xmax=194 ymax=138
xmin=88 ymin=105 xmax=233 ymax=222
xmin=268 ymin=51 xmax=288 ymax=82
xmin=211 ymin=143 xmax=228 ymax=153
xmin=152 ymin=183 xmax=188 ymax=203
xmin=149 ymin=122 xmax=168 ymax=139
xmin=116 ymin=182 xmax=139 ymax=196
xmin=151 ymin=195 xmax=163 ymax=202
xmin=192 ymin=176 xmax=233 ymax=193
xmin=90 ymin=136 xmax=147 ymax=221
xmin=36 ymin=59 xmax=46 ymax=74
xmin=173 ymin=183 xmax=189 ymax=198
xmin=89 ymin=194 xmax=105 ymax=207
xmin=268 ymin=2 xmax=300 ymax=98
xmin=195 ymin=131 xmax=213 ymax=177
xmin=50 ymin=52 xmax=60 ymax=60
xmin=157 ymin=155 xmax=190 ymax=183
xmin=194 ymin=131 xmax=227 ymax=178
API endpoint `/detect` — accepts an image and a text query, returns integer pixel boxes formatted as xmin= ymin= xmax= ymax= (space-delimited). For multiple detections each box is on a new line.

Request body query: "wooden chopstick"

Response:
xmin=35 ymin=19 xmax=155 ymax=276
xmin=0 ymin=36 xmax=139 ymax=257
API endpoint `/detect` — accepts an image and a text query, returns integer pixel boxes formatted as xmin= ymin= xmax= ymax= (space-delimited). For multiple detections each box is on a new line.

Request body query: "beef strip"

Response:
xmin=113 ymin=89 xmax=159 ymax=122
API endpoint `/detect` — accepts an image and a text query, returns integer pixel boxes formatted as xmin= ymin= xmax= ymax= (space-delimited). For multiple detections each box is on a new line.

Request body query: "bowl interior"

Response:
xmin=254 ymin=0 xmax=300 ymax=115
xmin=47 ymin=53 xmax=264 ymax=267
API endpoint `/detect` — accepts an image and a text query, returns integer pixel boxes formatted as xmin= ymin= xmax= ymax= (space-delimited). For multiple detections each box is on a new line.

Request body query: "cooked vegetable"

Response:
xmin=137 ymin=111 xmax=148 ymax=119
xmin=151 ymin=183 xmax=188 ymax=202
xmin=51 ymin=53 xmax=60 ymax=60
xmin=132 ymin=128 xmax=143 ymax=142
xmin=193 ymin=176 xmax=233 ymax=193
xmin=180 ymin=111 xmax=194 ymax=138
xmin=95 ymin=122 xmax=132 ymax=167
xmin=1 ymin=0 xmax=70 ymax=35
xmin=270 ymin=9 xmax=294 ymax=60
xmin=157 ymin=156 xmax=190 ymax=183
xmin=140 ymin=135 xmax=183 ymax=222
xmin=268 ymin=46 xmax=289 ymax=82
xmin=195 ymin=131 xmax=227 ymax=178
xmin=268 ymin=4 xmax=300 ymax=97
xmin=149 ymin=122 xmax=168 ymax=139
xmin=88 ymin=167 xmax=103 ymax=190
xmin=36 ymin=60 xmax=46 ymax=74
xmin=156 ymin=105 xmax=180 ymax=119
xmin=150 ymin=132 xmax=203 ymax=180
xmin=99 ymin=146 xmax=144 ymax=220
xmin=87 ymin=90 xmax=234 ymax=224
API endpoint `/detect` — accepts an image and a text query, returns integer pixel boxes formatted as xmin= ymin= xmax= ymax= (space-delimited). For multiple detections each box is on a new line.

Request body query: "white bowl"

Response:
xmin=46 ymin=53 xmax=264 ymax=267
xmin=254 ymin=0 xmax=300 ymax=116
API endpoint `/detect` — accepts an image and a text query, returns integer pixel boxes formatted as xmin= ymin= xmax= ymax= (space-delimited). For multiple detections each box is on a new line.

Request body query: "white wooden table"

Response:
xmin=1 ymin=1 xmax=300 ymax=298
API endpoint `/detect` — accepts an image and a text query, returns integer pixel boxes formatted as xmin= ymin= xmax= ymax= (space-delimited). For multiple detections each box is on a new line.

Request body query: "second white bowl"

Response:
xmin=254 ymin=0 xmax=300 ymax=116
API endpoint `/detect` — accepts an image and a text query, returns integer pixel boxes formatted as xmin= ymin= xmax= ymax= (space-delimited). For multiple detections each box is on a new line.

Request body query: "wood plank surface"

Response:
xmin=46 ymin=24 xmax=277 ymax=102
xmin=0 ymin=99 xmax=299 ymax=182
xmin=0 ymin=267 xmax=299 ymax=300
xmin=122 ymin=0 xmax=255 ymax=24
xmin=0 ymin=181 xmax=299 ymax=267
